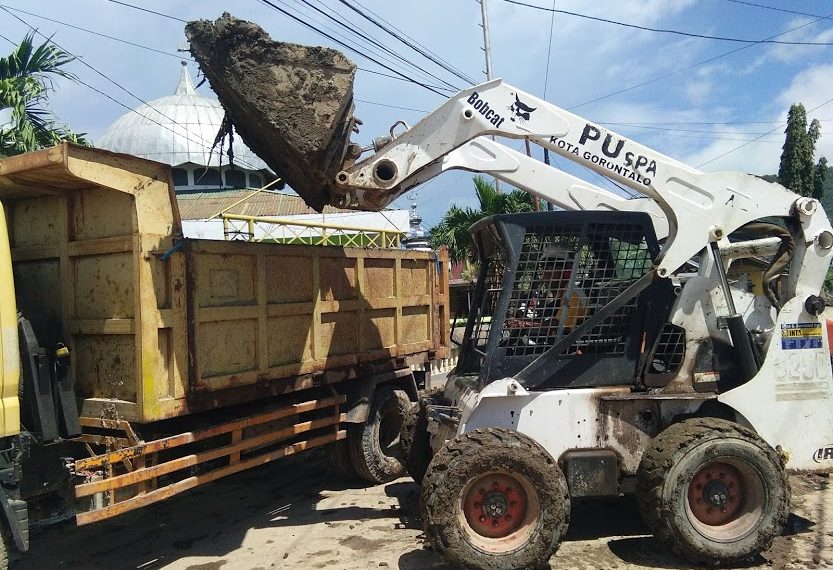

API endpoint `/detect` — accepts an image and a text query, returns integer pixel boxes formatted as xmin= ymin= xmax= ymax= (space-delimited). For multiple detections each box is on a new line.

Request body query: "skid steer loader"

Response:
xmin=187 ymin=19 xmax=833 ymax=569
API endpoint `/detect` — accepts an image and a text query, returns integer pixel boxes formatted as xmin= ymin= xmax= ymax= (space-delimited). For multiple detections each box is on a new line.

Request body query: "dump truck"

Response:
xmin=0 ymin=143 xmax=448 ymax=564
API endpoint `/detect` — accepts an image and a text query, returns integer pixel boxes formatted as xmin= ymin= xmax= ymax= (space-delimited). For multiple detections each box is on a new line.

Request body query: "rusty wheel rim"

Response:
xmin=459 ymin=471 xmax=540 ymax=553
xmin=685 ymin=459 xmax=765 ymax=542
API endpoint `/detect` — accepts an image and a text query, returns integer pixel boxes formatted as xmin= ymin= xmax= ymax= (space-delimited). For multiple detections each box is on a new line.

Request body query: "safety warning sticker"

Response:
xmin=781 ymin=322 xmax=823 ymax=350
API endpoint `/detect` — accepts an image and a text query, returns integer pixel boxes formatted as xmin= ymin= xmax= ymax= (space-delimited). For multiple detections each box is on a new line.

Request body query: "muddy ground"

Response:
xmin=17 ymin=451 xmax=832 ymax=569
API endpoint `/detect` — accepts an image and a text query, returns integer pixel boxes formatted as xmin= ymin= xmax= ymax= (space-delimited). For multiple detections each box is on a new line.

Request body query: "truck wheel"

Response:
xmin=348 ymin=386 xmax=410 ymax=484
xmin=636 ymin=417 xmax=789 ymax=566
xmin=400 ymin=386 xmax=443 ymax=485
xmin=326 ymin=439 xmax=357 ymax=478
xmin=421 ymin=428 xmax=570 ymax=570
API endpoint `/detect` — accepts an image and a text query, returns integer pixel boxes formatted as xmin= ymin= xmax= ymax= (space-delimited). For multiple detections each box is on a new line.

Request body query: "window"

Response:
xmin=225 ymin=168 xmax=246 ymax=188
xmin=249 ymin=173 xmax=263 ymax=189
xmin=194 ymin=167 xmax=222 ymax=186
xmin=171 ymin=168 xmax=189 ymax=187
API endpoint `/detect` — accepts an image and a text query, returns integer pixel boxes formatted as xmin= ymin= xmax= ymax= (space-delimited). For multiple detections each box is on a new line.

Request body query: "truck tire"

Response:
xmin=326 ymin=439 xmax=357 ymax=478
xmin=421 ymin=428 xmax=570 ymax=570
xmin=348 ymin=386 xmax=410 ymax=484
xmin=636 ymin=417 xmax=789 ymax=566
xmin=400 ymin=386 xmax=443 ymax=485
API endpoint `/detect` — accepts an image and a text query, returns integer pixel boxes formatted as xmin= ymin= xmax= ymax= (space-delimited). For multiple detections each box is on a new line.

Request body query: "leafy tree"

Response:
xmin=812 ymin=156 xmax=828 ymax=200
xmin=430 ymin=176 xmax=534 ymax=262
xmin=778 ymin=104 xmax=825 ymax=197
xmin=0 ymin=32 xmax=87 ymax=157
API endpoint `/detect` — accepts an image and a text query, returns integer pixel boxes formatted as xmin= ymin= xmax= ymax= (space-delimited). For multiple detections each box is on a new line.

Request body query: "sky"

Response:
xmin=3 ymin=0 xmax=833 ymax=226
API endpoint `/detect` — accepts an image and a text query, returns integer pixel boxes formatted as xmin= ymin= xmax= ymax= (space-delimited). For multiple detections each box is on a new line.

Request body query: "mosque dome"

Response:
xmin=97 ymin=62 xmax=273 ymax=191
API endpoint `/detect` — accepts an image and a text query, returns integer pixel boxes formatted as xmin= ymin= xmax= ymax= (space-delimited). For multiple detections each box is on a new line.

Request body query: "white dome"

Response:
xmin=97 ymin=62 xmax=268 ymax=171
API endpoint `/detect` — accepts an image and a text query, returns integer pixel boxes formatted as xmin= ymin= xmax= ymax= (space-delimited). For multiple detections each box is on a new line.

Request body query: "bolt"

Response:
xmin=705 ymin=472 xmax=713 ymax=480
xmin=728 ymin=482 xmax=735 ymax=488
xmin=719 ymin=472 xmax=726 ymax=479
xmin=729 ymin=496 xmax=736 ymax=503
xmin=505 ymin=487 xmax=512 ymax=494
xmin=492 ymin=482 xmax=499 ymax=489
xmin=492 ymin=519 xmax=499 ymax=527
xmin=510 ymin=501 xmax=517 ymax=507
xmin=505 ymin=514 xmax=512 ymax=521
xmin=479 ymin=515 xmax=486 ymax=522
xmin=480 ymin=489 xmax=486 ymax=495
xmin=721 ymin=507 xmax=727 ymax=513
xmin=707 ymin=507 xmax=714 ymax=514
xmin=474 ymin=502 xmax=480 ymax=508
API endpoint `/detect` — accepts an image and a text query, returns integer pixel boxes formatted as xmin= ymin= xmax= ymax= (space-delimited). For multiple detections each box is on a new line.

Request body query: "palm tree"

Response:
xmin=430 ymin=175 xmax=534 ymax=262
xmin=0 ymin=32 xmax=88 ymax=157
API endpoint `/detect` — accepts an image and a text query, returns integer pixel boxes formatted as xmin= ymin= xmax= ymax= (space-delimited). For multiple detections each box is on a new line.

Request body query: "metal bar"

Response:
xmin=709 ymin=241 xmax=737 ymax=315
xmin=516 ymin=271 xmax=656 ymax=387
xmin=75 ymin=414 xmax=344 ymax=498
xmin=75 ymin=395 xmax=345 ymax=471
xmin=74 ymin=430 xmax=345 ymax=526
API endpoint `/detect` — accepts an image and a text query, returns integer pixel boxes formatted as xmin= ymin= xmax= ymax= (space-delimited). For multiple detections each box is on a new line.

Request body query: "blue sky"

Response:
xmin=3 ymin=0 xmax=833 ymax=226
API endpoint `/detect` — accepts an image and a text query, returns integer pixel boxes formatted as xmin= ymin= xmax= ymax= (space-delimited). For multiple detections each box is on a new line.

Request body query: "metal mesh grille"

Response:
xmin=500 ymin=222 xmax=652 ymax=357
xmin=650 ymin=323 xmax=686 ymax=374
xmin=470 ymin=250 xmax=506 ymax=354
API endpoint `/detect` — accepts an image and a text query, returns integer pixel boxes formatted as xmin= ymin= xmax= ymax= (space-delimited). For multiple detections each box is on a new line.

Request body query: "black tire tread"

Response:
xmin=421 ymin=427 xmax=570 ymax=570
xmin=400 ymin=386 xmax=444 ymax=485
xmin=636 ymin=417 xmax=789 ymax=566
xmin=348 ymin=386 xmax=410 ymax=484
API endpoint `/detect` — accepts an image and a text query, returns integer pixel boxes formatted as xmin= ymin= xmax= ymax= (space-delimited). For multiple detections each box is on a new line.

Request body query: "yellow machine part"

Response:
xmin=0 ymin=201 xmax=20 ymax=438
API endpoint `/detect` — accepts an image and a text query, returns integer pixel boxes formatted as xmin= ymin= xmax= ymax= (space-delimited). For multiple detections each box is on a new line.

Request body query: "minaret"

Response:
xmin=402 ymin=196 xmax=431 ymax=251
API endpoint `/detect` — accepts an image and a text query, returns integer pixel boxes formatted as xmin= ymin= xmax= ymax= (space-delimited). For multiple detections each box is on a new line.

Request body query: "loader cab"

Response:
xmin=456 ymin=210 xmax=671 ymax=390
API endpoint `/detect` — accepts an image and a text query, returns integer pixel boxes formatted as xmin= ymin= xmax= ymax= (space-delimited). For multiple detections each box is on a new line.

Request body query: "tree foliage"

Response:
xmin=778 ymin=103 xmax=825 ymax=197
xmin=0 ymin=32 xmax=88 ymax=157
xmin=429 ymin=176 xmax=534 ymax=262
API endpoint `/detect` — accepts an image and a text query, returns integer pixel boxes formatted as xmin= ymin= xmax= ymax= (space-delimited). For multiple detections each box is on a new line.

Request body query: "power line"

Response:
xmin=542 ymin=0 xmax=558 ymax=99
xmin=344 ymin=0 xmax=475 ymax=85
xmin=698 ymin=96 xmax=833 ymax=167
xmin=355 ymin=98 xmax=428 ymax=113
xmin=722 ymin=0 xmax=833 ymax=21
xmin=600 ymin=123 xmax=777 ymax=135
xmin=502 ymin=0 xmax=833 ymax=45
xmin=255 ymin=0 xmax=449 ymax=97
xmin=105 ymin=0 xmax=186 ymax=23
xmin=0 ymin=5 xmax=183 ymax=59
xmin=1 ymin=7 xmax=263 ymax=172
xmin=568 ymin=12 xmax=832 ymax=110
xmin=294 ymin=0 xmax=461 ymax=92
xmin=356 ymin=66 xmax=452 ymax=91
xmin=336 ymin=0 xmax=477 ymax=85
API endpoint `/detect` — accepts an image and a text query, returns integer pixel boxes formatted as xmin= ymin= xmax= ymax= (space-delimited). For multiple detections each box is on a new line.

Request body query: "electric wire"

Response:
xmin=0 ymin=5 xmax=183 ymax=59
xmin=105 ymin=0 xmax=187 ymax=23
xmin=342 ymin=0 xmax=475 ymax=85
xmin=502 ymin=0 xmax=833 ymax=45
xmin=567 ymin=12 xmax=833 ymax=110
xmin=1 ymin=7 xmax=264 ymax=172
xmin=336 ymin=0 xmax=477 ymax=85
xmin=294 ymin=0 xmax=461 ymax=91
xmin=722 ymin=0 xmax=833 ymax=21
xmin=255 ymin=0 xmax=450 ymax=97
xmin=698 ymin=95 xmax=833 ymax=167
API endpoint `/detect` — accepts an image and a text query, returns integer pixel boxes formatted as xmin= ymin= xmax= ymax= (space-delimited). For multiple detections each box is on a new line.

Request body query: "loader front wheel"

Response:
xmin=400 ymin=386 xmax=443 ymax=485
xmin=421 ymin=428 xmax=570 ymax=570
xmin=636 ymin=418 xmax=789 ymax=566
xmin=348 ymin=386 xmax=410 ymax=484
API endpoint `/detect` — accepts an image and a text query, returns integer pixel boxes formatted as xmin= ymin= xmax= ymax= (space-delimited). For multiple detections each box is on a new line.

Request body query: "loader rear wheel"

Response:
xmin=348 ymin=386 xmax=410 ymax=484
xmin=400 ymin=386 xmax=443 ymax=485
xmin=421 ymin=428 xmax=569 ymax=570
xmin=636 ymin=418 xmax=789 ymax=566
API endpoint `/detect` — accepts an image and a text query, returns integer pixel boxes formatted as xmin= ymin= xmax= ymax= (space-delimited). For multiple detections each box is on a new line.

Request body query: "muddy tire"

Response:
xmin=400 ymin=386 xmax=443 ymax=485
xmin=348 ymin=386 xmax=410 ymax=484
xmin=636 ymin=417 xmax=789 ymax=566
xmin=326 ymin=439 xmax=357 ymax=478
xmin=421 ymin=428 xmax=570 ymax=570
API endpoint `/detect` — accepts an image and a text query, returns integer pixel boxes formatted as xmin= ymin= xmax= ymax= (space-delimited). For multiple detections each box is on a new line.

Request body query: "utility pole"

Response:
xmin=479 ymin=0 xmax=500 ymax=191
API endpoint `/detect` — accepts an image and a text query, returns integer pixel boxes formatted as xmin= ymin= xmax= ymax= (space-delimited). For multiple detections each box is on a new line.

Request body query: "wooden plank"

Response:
xmin=74 ymin=430 xmax=345 ymax=526
xmin=11 ymin=244 xmax=60 ymax=261
xmin=75 ymin=395 xmax=344 ymax=470
xmin=67 ymin=235 xmax=133 ymax=257
xmin=257 ymin=252 xmax=268 ymax=371
xmin=70 ymin=319 xmax=135 ymax=335
xmin=75 ymin=413 xmax=344 ymax=497
xmin=197 ymin=305 xmax=259 ymax=323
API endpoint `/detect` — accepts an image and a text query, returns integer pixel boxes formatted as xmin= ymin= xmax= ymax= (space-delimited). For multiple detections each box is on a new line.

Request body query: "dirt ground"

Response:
xmin=16 ymin=450 xmax=833 ymax=570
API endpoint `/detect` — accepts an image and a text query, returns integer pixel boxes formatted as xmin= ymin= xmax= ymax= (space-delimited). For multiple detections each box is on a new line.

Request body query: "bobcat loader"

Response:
xmin=188 ymin=17 xmax=833 ymax=570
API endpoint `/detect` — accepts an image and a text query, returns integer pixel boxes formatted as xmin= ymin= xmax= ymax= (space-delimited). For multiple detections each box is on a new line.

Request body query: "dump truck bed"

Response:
xmin=0 ymin=144 xmax=448 ymax=423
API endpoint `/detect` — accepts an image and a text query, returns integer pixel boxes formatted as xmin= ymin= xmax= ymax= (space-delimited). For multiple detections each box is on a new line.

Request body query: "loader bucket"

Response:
xmin=185 ymin=13 xmax=357 ymax=211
